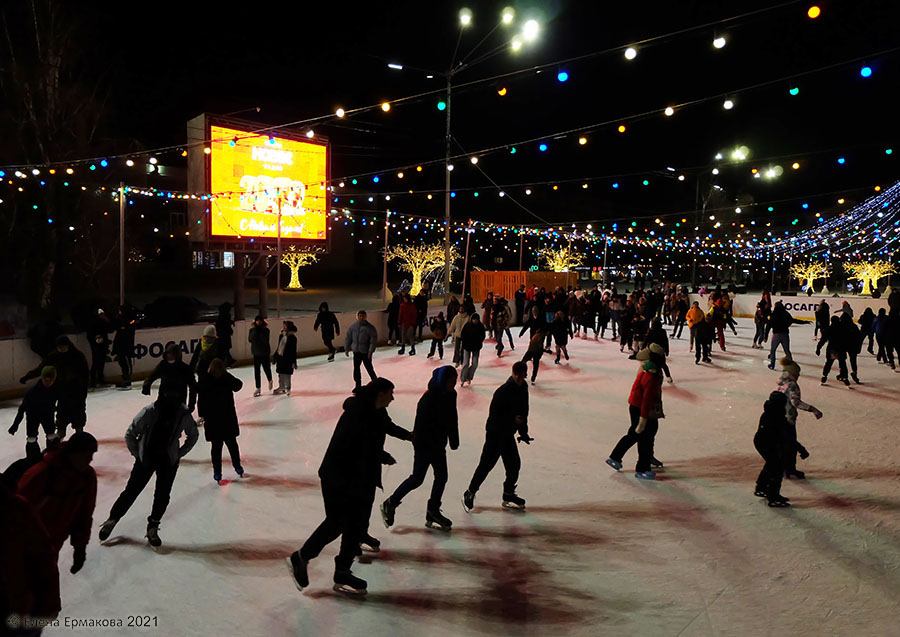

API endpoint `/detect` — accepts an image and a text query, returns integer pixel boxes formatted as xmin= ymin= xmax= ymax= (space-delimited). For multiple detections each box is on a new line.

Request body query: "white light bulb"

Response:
xmin=459 ymin=8 xmax=472 ymax=26
xmin=664 ymin=106 xmax=675 ymax=116
xmin=713 ymin=36 xmax=726 ymax=49
xmin=306 ymin=129 xmax=315 ymax=138
xmin=447 ymin=164 xmax=454 ymax=171
xmin=522 ymin=19 xmax=539 ymax=42
xmin=470 ymin=156 xmax=478 ymax=164
xmin=712 ymin=168 xmax=719 ymax=175
xmin=624 ymin=47 xmax=637 ymax=60
xmin=723 ymin=99 xmax=734 ymax=110
xmin=511 ymin=36 xmax=523 ymax=51
xmin=335 ymin=108 xmax=345 ymax=118
xmin=501 ymin=7 xmax=514 ymax=24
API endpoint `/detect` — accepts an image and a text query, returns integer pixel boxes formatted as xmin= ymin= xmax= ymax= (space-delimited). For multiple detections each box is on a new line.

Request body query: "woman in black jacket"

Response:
xmin=273 ymin=321 xmax=298 ymax=395
xmin=248 ymin=315 xmax=272 ymax=396
xmin=314 ymin=302 xmax=341 ymax=361
xmin=198 ymin=358 xmax=244 ymax=483
xmin=550 ymin=310 xmax=573 ymax=364
xmin=386 ymin=295 xmax=401 ymax=345
xmin=381 ymin=366 xmax=459 ymax=531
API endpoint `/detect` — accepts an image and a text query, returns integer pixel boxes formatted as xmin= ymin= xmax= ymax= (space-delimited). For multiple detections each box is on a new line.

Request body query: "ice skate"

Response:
xmin=821 ymin=376 xmax=827 ymax=386
xmin=851 ymin=372 xmax=861 ymax=384
xmin=115 ymin=381 xmax=132 ymax=389
xmin=333 ymin=570 xmax=367 ymax=596
xmin=754 ymin=490 xmax=768 ymax=498
xmin=767 ymin=496 xmax=791 ymax=508
xmin=273 ymin=388 xmax=286 ymax=395
xmin=253 ymin=388 xmax=261 ymax=397
xmin=286 ymin=551 xmax=309 ymax=590
xmin=268 ymin=379 xmax=273 ymax=391
xmin=634 ymin=471 xmax=656 ymax=480
xmin=328 ymin=353 xmax=335 ymax=362
xmin=785 ymin=469 xmax=805 ymax=480
xmin=98 ymin=517 xmax=119 ymax=542
xmin=360 ymin=534 xmax=381 ymax=553
xmin=236 ymin=467 xmax=244 ymax=478
xmin=409 ymin=348 xmax=416 ymax=356
xmin=398 ymin=348 xmax=405 ymax=355
xmin=214 ymin=472 xmax=222 ymax=484
xmin=501 ymin=492 xmax=526 ymax=510
xmin=146 ymin=520 xmax=162 ymax=549
xmin=425 ymin=509 xmax=452 ymax=530
xmin=605 ymin=457 xmax=622 ymax=471
xmin=650 ymin=457 xmax=664 ymax=468
xmin=462 ymin=490 xmax=475 ymax=513
xmin=380 ymin=498 xmax=396 ymax=528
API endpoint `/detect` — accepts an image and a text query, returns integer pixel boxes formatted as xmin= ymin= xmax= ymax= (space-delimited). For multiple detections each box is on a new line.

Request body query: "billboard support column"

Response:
xmin=518 ymin=226 xmax=524 ymax=273
xmin=603 ymin=238 xmax=609 ymax=289
xmin=382 ymin=210 xmax=390 ymax=303
xmin=119 ymin=181 xmax=125 ymax=307
xmin=462 ymin=219 xmax=473 ymax=298
xmin=234 ymin=253 xmax=245 ymax=320
xmin=276 ymin=195 xmax=282 ymax=318
xmin=443 ymin=77 xmax=452 ymax=303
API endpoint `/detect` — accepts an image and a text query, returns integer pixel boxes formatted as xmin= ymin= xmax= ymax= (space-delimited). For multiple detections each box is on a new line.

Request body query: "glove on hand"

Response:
xmin=70 ymin=548 xmax=86 ymax=574
xmin=636 ymin=417 xmax=648 ymax=434
xmin=517 ymin=434 xmax=534 ymax=445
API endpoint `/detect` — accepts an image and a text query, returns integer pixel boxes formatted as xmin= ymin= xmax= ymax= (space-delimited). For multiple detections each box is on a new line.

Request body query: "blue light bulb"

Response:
xmin=557 ymin=71 xmax=569 ymax=82
xmin=860 ymin=66 xmax=872 ymax=78
xmin=539 ymin=143 xmax=548 ymax=152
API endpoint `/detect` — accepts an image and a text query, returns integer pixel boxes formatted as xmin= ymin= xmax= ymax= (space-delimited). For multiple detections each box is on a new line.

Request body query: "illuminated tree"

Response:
xmin=385 ymin=243 xmax=460 ymax=296
xmin=539 ymin=246 xmax=585 ymax=272
xmin=277 ymin=245 xmax=323 ymax=289
xmin=844 ymin=260 xmax=896 ymax=295
xmin=789 ymin=262 xmax=830 ymax=293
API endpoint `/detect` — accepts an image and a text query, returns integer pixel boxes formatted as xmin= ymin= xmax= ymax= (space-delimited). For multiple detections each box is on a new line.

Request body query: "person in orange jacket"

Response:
xmin=685 ymin=301 xmax=705 ymax=352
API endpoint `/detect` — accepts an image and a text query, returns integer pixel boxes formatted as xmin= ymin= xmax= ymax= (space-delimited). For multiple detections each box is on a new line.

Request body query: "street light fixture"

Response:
xmin=459 ymin=8 xmax=473 ymax=26
xmin=501 ymin=7 xmax=515 ymax=24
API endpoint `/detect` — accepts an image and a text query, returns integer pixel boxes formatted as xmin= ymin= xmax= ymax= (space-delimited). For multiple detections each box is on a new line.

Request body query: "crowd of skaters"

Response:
xmin=4 ymin=281 xmax=900 ymax=626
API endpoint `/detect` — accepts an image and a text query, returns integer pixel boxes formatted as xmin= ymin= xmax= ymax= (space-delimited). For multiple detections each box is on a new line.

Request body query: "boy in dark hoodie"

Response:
xmin=314 ymin=302 xmax=341 ymax=362
xmin=9 ymin=366 xmax=59 ymax=458
xmin=143 ymin=343 xmax=197 ymax=412
xmin=753 ymin=391 xmax=806 ymax=507
xmin=695 ymin=314 xmax=714 ymax=364
xmin=381 ymin=366 xmax=459 ymax=531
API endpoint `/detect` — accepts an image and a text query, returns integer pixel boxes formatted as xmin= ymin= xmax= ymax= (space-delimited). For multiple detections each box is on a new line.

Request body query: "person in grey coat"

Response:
xmin=97 ymin=387 xmax=199 ymax=548
xmin=345 ymin=310 xmax=379 ymax=391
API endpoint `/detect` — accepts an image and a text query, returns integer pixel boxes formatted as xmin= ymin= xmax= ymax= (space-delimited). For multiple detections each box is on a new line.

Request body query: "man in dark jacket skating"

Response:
xmin=112 ymin=305 xmax=136 ymax=388
xmin=142 ymin=343 xmax=197 ymax=412
xmin=286 ymin=378 xmax=407 ymax=596
xmin=10 ymin=366 xmax=58 ymax=459
xmin=381 ymin=366 xmax=459 ymax=531
xmin=21 ymin=335 xmax=90 ymax=441
xmin=753 ymin=391 xmax=806 ymax=507
xmin=314 ymin=302 xmax=341 ymax=361
xmin=463 ymin=362 xmax=533 ymax=512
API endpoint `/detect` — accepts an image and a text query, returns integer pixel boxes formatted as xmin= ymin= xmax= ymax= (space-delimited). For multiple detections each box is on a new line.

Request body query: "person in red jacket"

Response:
xmin=17 ymin=432 xmax=98 ymax=576
xmin=397 ymin=294 xmax=418 ymax=356
xmin=605 ymin=360 xmax=665 ymax=479
xmin=0 ymin=481 xmax=61 ymax=633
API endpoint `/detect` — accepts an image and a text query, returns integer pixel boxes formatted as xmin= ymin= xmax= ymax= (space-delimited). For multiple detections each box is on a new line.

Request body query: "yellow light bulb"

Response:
xmin=578 ymin=137 xmax=587 ymax=145
xmin=617 ymin=124 xmax=626 ymax=133
xmin=381 ymin=102 xmax=391 ymax=112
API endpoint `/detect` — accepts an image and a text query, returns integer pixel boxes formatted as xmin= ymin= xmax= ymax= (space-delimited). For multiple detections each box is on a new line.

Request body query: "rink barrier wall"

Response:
xmin=687 ymin=293 xmax=889 ymax=321
xmin=0 ymin=307 xmax=448 ymax=399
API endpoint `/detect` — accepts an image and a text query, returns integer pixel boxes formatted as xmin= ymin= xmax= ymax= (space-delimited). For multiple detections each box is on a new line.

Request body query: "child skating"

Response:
xmin=9 ymin=366 xmax=58 ymax=458
xmin=753 ymin=391 xmax=806 ymax=507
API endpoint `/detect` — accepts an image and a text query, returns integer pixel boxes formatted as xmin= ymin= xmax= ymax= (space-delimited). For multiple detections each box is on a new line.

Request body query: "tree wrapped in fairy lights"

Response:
xmin=539 ymin=246 xmax=585 ymax=272
xmin=385 ymin=243 xmax=460 ymax=296
xmin=843 ymin=260 xmax=896 ymax=295
xmin=278 ymin=245 xmax=324 ymax=289
xmin=790 ymin=262 xmax=830 ymax=294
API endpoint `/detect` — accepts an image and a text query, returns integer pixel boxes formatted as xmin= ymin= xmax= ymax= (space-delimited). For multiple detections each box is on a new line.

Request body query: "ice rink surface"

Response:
xmin=3 ymin=318 xmax=899 ymax=636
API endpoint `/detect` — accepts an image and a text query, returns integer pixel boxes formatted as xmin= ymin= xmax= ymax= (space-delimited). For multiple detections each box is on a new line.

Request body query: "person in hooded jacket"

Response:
xmin=381 ymin=366 xmax=459 ymax=530
xmin=398 ymin=294 xmax=418 ymax=355
xmin=686 ymin=301 xmax=705 ymax=352
xmin=87 ymin=308 xmax=113 ymax=388
xmin=816 ymin=315 xmax=850 ymax=386
xmin=767 ymin=302 xmax=810 ymax=370
xmin=492 ymin=298 xmax=515 ymax=355
xmin=753 ymin=391 xmax=801 ymax=507
xmin=17 ymin=431 xmax=97 ymax=578
xmin=814 ymin=300 xmax=830 ymax=341
xmin=839 ymin=313 xmax=863 ymax=383
xmin=0 ymin=479 xmax=61 ymax=633
xmin=344 ymin=310 xmax=379 ymax=391
xmin=550 ymin=310 xmax=573 ymax=364
xmin=314 ymin=302 xmax=341 ymax=361
xmin=463 ymin=362 xmax=532 ymax=512
xmin=190 ymin=325 xmax=223 ymax=381
xmin=448 ymin=304 xmax=471 ymax=367
xmin=286 ymin=378 xmax=409 ymax=596
xmin=9 ymin=366 xmax=58 ymax=459
xmin=858 ymin=307 xmax=876 ymax=355
xmin=143 ymin=342 xmax=197 ymax=412
xmin=273 ymin=321 xmax=298 ymax=395
xmin=873 ymin=308 xmax=893 ymax=367
xmin=775 ymin=357 xmax=823 ymax=479
xmin=215 ymin=303 xmax=236 ymax=366
xmin=606 ymin=359 xmax=665 ymax=480
xmin=21 ymin=335 xmax=89 ymax=441
xmin=248 ymin=315 xmax=272 ymax=396
xmin=386 ymin=294 xmax=401 ymax=346
xmin=460 ymin=313 xmax=487 ymax=387
xmin=198 ymin=359 xmax=244 ymax=484
xmin=112 ymin=305 xmax=136 ymax=388
xmin=427 ymin=312 xmax=448 ymax=359
xmin=98 ymin=387 xmax=199 ymax=548
xmin=414 ymin=290 xmax=429 ymax=341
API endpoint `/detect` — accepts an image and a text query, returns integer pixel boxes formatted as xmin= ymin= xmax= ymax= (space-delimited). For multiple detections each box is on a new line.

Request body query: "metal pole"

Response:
xmin=443 ymin=76 xmax=452 ymax=302
xmin=276 ymin=195 xmax=282 ymax=318
xmin=603 ymin=238 xmax=609 ymax=288
xmin=771 ymin=252 xmax=776 ymax=291
xmin=462 ymin=220 xmax=472 ymax=297
xmin=119 ymin=182 xmax=125 ymax=307
xmin=518 ymin=226 xmax=524 ymax=272
xmin=382 ymin=210 xmax=390 ymax=302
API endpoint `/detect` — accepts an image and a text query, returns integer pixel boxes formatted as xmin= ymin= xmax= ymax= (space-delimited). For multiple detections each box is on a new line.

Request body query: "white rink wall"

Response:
xmin=689 ymin=293 xmax=889 ymax=320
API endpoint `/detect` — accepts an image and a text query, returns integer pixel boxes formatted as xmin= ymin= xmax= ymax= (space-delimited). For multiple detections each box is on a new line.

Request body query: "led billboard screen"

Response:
xmin=208 ymin=124 xmax=328 ymax=240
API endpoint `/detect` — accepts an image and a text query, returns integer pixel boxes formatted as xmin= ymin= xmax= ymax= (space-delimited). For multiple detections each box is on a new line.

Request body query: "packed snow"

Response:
xmin=3 ymin=318 xmax=899 ymax=636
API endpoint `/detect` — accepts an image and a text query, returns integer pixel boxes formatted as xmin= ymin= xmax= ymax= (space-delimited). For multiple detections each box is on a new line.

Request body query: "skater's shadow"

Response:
xmin=235 ymin=474 xmax=319 ymax=491
xmin=93 ymin=437 xmax=124 ymax=447
xmin=236 ymin=420 xmax=298 ymax=430
xmin=661 ymin=385 xmax=699 ymax=402
xmin=834 ymin=386 xmax=900 ymax=402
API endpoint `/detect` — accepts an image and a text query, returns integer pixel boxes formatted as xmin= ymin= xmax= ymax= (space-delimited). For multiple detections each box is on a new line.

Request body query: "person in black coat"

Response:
xmin=143 ymin=342 xmax=197 ymax=412
xmin=414 ymin=291 xmax=429 ymax=341
xmin=215 ymin=303 xmax=236 ymax=366
xmin=754 ymin=391 xmax=805 ymax=506
xmin=87 ymin=308 xmax=113 ymax=387
xmin=460 ymin=313 xmax=487 ymax=387
xmin=248 ymin=315 xmax=272 ymax=396
xmin=314 ymin=302 xmax=341 ymax=361
xmin=695 ymin=314 xmax=714 ymax=364
xmin=381 ymin=366 xmax=459 ymax=530
xmin=272 ymin=321 xmax=298 ymax=395
xmin=514 ymin=285 xmax=527 ymax=326
xmin=286 ymin=378 xmax=409 ymax=595
xmin=197 ymin=359 xmax=244 ymax=483
xmin=21 ymin=335 xmax=89 ymax=440
xmin=446 ymin=296 xmax=460 ymax=326
xmin=816 ymin=315 xmax=849 ymax=385
xmin=463 ymin=362 xmax=533 ymax=511
xmin=9 ymin=366 xmax=58 ymax=459
xmin=112 ymin=305 xmax=136 ymax=388
xmin=840 ymin=313 xmax=862 ymax=384
xmin=518 ymin=305 xmax=548 ymax=340
xmin=386 ymin=294 xmax=401 ymax=345
xmin=858 ymin=307 xmax=876 ymax=355
xmin=550 ymin=310 xmax=573 ymax=364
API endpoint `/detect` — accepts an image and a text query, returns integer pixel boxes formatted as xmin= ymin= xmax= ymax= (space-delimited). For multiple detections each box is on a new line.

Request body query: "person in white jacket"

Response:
xmin=448 ymin=306 xmax=470 ymax=368
xmin=775 ymin=356 xmax=823 ymax=480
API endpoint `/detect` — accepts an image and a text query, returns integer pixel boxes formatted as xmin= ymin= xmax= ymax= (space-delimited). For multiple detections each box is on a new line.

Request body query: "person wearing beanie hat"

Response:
xmin=10 ymin=366 xmax=59 ymax=458
xmin=273 ymin=320 xmax=298 ymax=395
xmin=87 ymin=307 xmax=113 ymax=388
xmin=17 ymin=432 xmax=98 ymax=575
xmin=776 ymin=356 xmax=823 ymax=479
xmin=142 ymin=343 xmax=197 ymax=412
xmin=695 ymin=313 xmax=715 ymax=365
xmin=20 ymin=335 xmax=90 ymax=441
xmin=203 ymin=325 xmax=217 ymax=338
xmin=382 ymin=366 xmax=459 ymax=531
xmin=606 ymin=355 xmax=665 ymax=480
xmin=248 ymin=315 xmax=273 ymax=397
xmin=190 ymin=325 xmax=223 ymax=381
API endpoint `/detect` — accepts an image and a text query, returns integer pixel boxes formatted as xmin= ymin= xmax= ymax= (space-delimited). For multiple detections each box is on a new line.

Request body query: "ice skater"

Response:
xmin=751 ymin=302 xmax=768 ymax=349
xmin=314 ymin=302 xmax=341 ymax=362
xmin=816 ymin=316 xmax=850 ymax=386
xmin=286 ymin=379 xmax=402 ymax=596
xmin=753 ymin=391 xmax=805 ymax=507
xmin=20 ymin=335 xmax=89 ymax=441
xmin=273 ymin=320 xmax=298 ymax=395
xmin=459 ymin=313 xmax=486 ymax=387
xmin=190 ymin=325 xmax=224 ymax=380
xmin=775 ymin=357 xmax=823 ymax=479
xmin=142 ymin=343 xmax=197 ymax=412
xmin=767 ymin=302 xmax=809 ymax=370
xmin=112 ymin=305 xmax=136 ymax=388
xmin=381 ymin=366 xmax=459 ymax=531
xmin=397 ymin=294 xmax=418 ymax=355
xmin=606 ymin=358 xmax=665 ymax=480
xmin=462 ymin=362 xmax=532 ymax=512
xmin=695 ymin=314 xmax=714 ymax=364
xmin=686 ymin=301 xmax=704 ymax=351
xmin=521 ymin=329 xmax=548 ymax=385
xmin=550 ymin=310 xmax=572 ymax=364
xmin=248 ymin=315 xmax=273 ymax=396
xmin=9 ymin=366 xmax=58 ymax=458
xmin=493 ymin=298 xmax=515 ymax=355
xmin=427 ymin=312 xmax=448 ymax=359
xmin=98 ymin=387 xmax=199 ymax=548
xmin=449 ymin=303 xmax=471 ymax=367
xmin=344 ymin=310 xmax=378 ymax=391
xmin=197 ymin=359 xmax=244 ymax=484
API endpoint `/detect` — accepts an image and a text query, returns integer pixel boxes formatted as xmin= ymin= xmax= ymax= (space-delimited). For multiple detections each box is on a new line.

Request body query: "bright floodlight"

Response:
xmin=387 ymin=63 xmax=403 ymax=70
xmin=522 ymin=19 xmax=539 ymax=42
xmin=501 ymin=7 xmax=515 ymax=24
xmin=664 ymin=106 xmax=675 ymax=116
xmin=510 ymin=35 xmax=523 ymax=51
xmin=624 ymin=47 xmax=637 ymax=60
xmin=306 ymin=129 xmax=315 ymax=138
xmin=715 ymin=153 xmax=723 ymax=160
xmin=713 ymin=36 xmax=726 ymax=49
xmin=335 ymin=108 xmax=345 ymax=118
xmin=460 ymin=8 xmax=472 ymax=26
xmin=723 ymin=99 xmax=734 ymax=110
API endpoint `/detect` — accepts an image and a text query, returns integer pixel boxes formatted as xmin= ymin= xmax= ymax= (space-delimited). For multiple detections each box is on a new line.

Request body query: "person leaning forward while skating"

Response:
xmin=462 ymin=362 xmax=533 ymax=513
xmin=286 ymin=378 xmax=409 ymax=597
